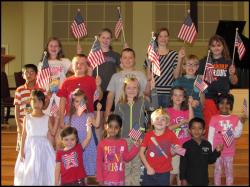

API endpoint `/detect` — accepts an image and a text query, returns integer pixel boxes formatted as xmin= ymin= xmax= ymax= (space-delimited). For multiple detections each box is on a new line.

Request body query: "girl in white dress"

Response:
xmin=14 ymin=90 xmax=58 ymax=185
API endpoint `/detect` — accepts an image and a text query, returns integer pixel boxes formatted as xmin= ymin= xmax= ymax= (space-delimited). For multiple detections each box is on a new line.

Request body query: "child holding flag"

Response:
xmin=63 ymin=88 xmax=102 ymax=176
xmin=114 ymin=77 xmax=158 ymax=185
xmin=173 ymin=54 xmax=205 ymax=118
xmin=139 ymin=108 xmax=180 ymax=186
xmin=208 ymin=93 xmax=243 ymax=186
xmin=96 ymin=114 xmax=140 ymax=186
xmin=197 ymin=35 xmax=238 ymax=138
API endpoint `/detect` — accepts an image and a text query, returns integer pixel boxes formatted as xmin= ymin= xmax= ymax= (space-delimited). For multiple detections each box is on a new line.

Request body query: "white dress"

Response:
xmin=14 ymin=114 xmax=55 ymax=185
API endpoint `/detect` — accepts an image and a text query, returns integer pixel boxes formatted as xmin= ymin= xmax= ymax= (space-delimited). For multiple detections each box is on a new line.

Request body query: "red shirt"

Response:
xmin=141 ymin=129 xmax=180 ymax=173
xmin=96 ymin=138 xmax=139 ymax=183
xmin=56 ymin=144 xmax=87 ymax=184
xmin=57 ymin=75 xmax=96 ymax=113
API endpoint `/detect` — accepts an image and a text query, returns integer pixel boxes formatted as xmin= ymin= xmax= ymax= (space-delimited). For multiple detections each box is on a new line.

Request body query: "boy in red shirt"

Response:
xmin=140 ymin=108 xmax=180 ymax=186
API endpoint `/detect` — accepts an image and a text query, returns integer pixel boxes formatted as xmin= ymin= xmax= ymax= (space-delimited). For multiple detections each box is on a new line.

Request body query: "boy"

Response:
xmin=173 ymin=54 xmax=204 ymax=118
xmin=180 ymin=117 xmax=223 ymax=186
xmin=105 ymin=48 xmax=150 ymax=120
xmin=140 ymin=108 xmax=180 ymax=186
xmin=14 ymin=64 xmax=49 ymax=151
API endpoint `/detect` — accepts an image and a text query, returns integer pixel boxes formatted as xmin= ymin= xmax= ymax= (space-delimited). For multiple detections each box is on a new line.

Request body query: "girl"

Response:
xmin=38 ymin=37 xmax=73 ymax=148
xmin=144 ymin=27 xmax=185 ymax=108
xmin=140 ymin=108 xmax=180 ymax=186
xmin=14 ymin=90 xmax=58 ymax=185
xmin=96 ymin=114 xmax=140 ymax=186
xmin=64 ymin=88 xmax=102 ymax=176
xmin=208 ymin=93 xmax=243 ymax=186
xmin=166 ymin=86 xmax=194 ymax=186
xmin=197 ymin=34 xmax=238 ymax=138
xmin=55 ymin=125 xmax=92 ymax=186
xmin=114 ymin=77 xmax=158 ymax=185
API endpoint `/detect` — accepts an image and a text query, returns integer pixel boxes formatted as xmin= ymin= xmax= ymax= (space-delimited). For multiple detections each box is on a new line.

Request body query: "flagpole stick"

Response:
xmin=232 ymin=28 xmax=238 ymax=66
xmin=93 ymin=35 xmax=99 ymax=77
xmin=150 ymin=31 xmax=155 ymax=89
xmin=202 ymin=50 xmax=210 ymax=81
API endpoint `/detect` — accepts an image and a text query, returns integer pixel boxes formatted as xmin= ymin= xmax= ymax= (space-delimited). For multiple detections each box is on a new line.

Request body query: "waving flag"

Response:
xmin=235 ymin=32 xmax=246 ymax=60
xmin=204 ymin=55 xmax=216 ymax=84
xmin=71 ymin=9 xmax=87 ymax=39
xmin=242 ymin=98 xmax=247 ymax=113
xmin=177 ymin=14 xmax=197 ymax=44
xmin=78 ymin=99 xmax=87 ymax=115
xmin=194 ymin=76 xmax=208 ymax=92
xmin=147 ymin=36 xmax=160 ymax=76
xmin=50 ymin=98 xmax=59 ymax=116
xmin=128 ymin=123 xmax=142 ymax=141
xmin=87 ymin=37 xmax=105 ymax=69
xmin=114 ymin=8 xmax=123 ymax=39
xmin=93 ymin=89 xmax=99 ymax=103
xmin=222 ymin=128 xmax=234 ymax=147
xmin=36 ymin=52 xmax=51 ymax=89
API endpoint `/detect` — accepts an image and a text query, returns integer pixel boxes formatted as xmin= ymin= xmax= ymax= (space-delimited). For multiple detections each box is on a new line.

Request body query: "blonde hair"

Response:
xmin=151 ymin=108 xmax=170 ymax=124
xmin=118 ymin=77 xmax=140 ymax=104
xmin=185 ymin=54 xmax=199 ymax=64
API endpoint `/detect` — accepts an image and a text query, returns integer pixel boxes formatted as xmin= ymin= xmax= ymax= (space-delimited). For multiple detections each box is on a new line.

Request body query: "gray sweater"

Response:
xmin=114 ymin=89 xmax=158 ymax=138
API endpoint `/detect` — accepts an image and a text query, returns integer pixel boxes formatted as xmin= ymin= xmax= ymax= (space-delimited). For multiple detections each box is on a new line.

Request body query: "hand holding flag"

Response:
xmin=128 ymin=123 xmax=142 ymax=141
xmin=147 ymin=32 xmax=160 ymax=76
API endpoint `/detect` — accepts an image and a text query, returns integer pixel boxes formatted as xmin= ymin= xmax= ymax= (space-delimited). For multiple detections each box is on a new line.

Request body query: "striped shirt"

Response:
xmin=14 ymin=83 xmax=45 ymax=124
xmin=145 ymin=50 xmax=178 ymax=94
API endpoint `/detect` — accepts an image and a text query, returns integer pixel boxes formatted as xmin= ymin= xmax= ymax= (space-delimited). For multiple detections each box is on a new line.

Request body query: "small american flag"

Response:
xmin=147 ymin=36 xmax=160 ymax=76
xmin=128 ymin=123 xmax=142 ymax=141
xmin=93 ymin=89 xmax=99 ymax=103
xmin=235 ymin=32 xmax=246 ymax=60
xmin=78 ymin=99 xmax=87 ymax=114
xmin=50 ymin=98 xmax=59 ymax=116
xmin=194 ymin=76 xmax=208 ymax=92
xmin=71 ymin=9 xmax=87 ymax=39
xmin=177 ymin=14 xmax=197 ymax=44
xmin=171 ymin=144 xmax=186 ymax=156
xmin=222 ymin=128 xmax=234 ymax=147
xmin=242 ymin=98 xmax=247 ymax=113
xmin=36 ymin=52 xmax=51 ymax=89
xmin=204 ymin=55 xmax=216 ymax=84
xmin=114 ymin=8 xmax=123 ymax=39
xmin=87 ymin=37 xmax=105 ymax=69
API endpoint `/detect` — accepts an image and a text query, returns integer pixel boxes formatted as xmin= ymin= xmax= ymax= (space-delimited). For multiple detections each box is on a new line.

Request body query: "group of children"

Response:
xmin=13 ymin=27 xmax=247 ymax=186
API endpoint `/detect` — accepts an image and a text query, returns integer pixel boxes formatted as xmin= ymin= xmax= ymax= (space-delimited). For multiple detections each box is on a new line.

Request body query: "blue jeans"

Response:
xmin=158 ymin=94 xmax=170 ymax=108
xmin=141 ymin=169 xmax=170 ymax=186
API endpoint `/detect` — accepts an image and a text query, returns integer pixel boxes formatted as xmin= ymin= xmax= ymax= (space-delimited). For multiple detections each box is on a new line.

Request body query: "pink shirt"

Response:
xmin=208 ymin=114 xmax=242 ymax=157
xmin=166 ymin=107 xmax=191 ymax=145
xmin=96 ymin=138 xmax=139 ymax=183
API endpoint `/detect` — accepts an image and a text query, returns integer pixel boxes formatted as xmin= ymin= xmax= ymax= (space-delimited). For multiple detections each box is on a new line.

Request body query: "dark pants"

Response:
xmin=62 ymin=178 xmax=85 ymax=186
xmin=141 ymin=169 xmax=170 ymax=186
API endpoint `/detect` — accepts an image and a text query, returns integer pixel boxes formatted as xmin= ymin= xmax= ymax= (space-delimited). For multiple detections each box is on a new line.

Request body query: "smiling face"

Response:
xmin=125 ymin=79 xmax=139 ymax=100
xmin=157 ymin=30 xmax=169 ymax=47
xmin=99 ymin=31 xmax=112 ymax=49
xmin=47 ymin=40 xmax=61 ymax=59
xmin=151 ymin=115 xmax=169 ymax=131
xmin=120 ymin=51 xmax=135 ymax=70
xmin=62 ymin=133 xmax=77 ymax=150
xmin=171 ymin=89 xmax=185 ymax=107
xmin=189 ymin=122 xmax=205 ymax=140
xmin=106 ymin=120 xmax=121 ymax=138
xmin=218 ymin=98 xmax=231 ymax=115
xmin=210 ymin=40 xmax=224 ymax=58
xmin=72 ymin=56 xmax=88 ymax=75
xmin=183 ymin=59 xmax=199 ymax=76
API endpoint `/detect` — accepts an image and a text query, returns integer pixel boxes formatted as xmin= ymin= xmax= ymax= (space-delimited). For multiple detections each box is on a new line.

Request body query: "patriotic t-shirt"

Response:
xmin=141 ymin=129 xmax=180 ymax=173
xmin=14 ymin=83 xmax=46 ymax=124
xmin=167 ymin=107 xmax=191 ymax=145
xmin=197 ymin=56 xmax=231 ymax=99
xmin=56 ymin=144 xmax=87 ymax=184
xmin=208 ymin=114 xmax=242 ymax=157
xmin=144 ymin=50 xmax=178 ymax=95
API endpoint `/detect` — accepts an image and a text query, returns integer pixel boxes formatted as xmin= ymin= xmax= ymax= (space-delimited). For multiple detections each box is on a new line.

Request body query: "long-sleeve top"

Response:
xmin=208 ymin=114 xmax=243 ymax=157
xmin=96 ymin=138 xmax=139 ymax=183
xmin=114 ymin=89 xmax=158 ymax=138
xmin=180 ymin=139 xmax=221 ymax=186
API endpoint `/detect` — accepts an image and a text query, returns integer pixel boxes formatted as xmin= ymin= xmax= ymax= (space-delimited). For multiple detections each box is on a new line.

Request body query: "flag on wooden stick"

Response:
xmin=114 ymin=8 xmax=123 ymax=39
xmin=147 ymin=34 xmax=160 ymax=76
xmin=235 ymin=32 xmax=246 ymax=60
xmin=222 ymin=128 xmax=234 ymax=147
xmin=71 ymin=9 xmax=87 ymax=39
xmin=36 ymin=52 xmax=51 ymax=90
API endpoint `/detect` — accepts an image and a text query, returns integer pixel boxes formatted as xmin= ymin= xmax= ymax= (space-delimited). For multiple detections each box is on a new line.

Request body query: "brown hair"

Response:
xmin=208 ymin=35 xmax=231 ymax=61
xmin=168 ymin=86 xmax=189 ymax=110
xmin=60 ymin=126 xmax=79 ymax=144
xmin=43 ymin=37 xmax=65 ymax=60
xmin=121 ymin=48 xmax=136 ymax=58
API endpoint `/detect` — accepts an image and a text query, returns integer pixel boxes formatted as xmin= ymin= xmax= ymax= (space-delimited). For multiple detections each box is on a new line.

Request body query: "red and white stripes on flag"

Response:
xmin=50 ymin=98 xmax=59 ymax=116
xmin=235 ymin=32 xmax=246 ymax=60
xmin=115 ymin=18 xmax=123 ymax=39
xmin=194 ymin=76 xmax=208 ymax=93
xmin=36 ymin=52 xmax=51 ymax=89
xmin=177 ymin=14 xmax=197 ymax=44
xmin=128 ymin=124 xmax=142 ymax=141
xmin=78 ymin=100 xmax=87 ymax=114
xmin=71 ymin=9 xmax=87 ymax=39
xmin=222 ymin=128 xmax=234 ymax=147
xmin=147 ymin=36 xmax=160 ymax=76
xmin=87 ymin=37 xmax=105 ymax=69
xmin=93 ymin=89 xmax=99 ymax=103
xmin=242 ymin=98 xmax=247 ymax=113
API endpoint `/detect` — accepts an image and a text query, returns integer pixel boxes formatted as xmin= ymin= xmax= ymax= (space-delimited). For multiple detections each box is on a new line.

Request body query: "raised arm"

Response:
xmin=173 ymin=48 xmax=185 ymax=79
xmin=81 ymin=119 xmax=92 ymax=149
